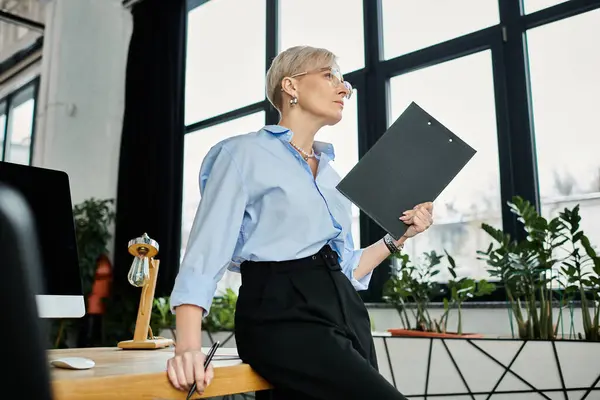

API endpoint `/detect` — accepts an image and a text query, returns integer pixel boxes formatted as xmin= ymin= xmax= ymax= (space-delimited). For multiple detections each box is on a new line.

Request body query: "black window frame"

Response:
xmin=0 ymin=76 xmax=39 ymax=165
xmin=183 ymin=0 xmax=600 ymax=303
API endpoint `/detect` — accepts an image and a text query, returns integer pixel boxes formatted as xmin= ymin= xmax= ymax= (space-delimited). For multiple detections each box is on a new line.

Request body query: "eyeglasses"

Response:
xmin=288 ymin=67 xmax=353 ymax=99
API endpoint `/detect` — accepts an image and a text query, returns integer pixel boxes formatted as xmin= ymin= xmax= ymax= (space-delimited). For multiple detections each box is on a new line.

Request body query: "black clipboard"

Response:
xmin=336 ymin=102 xmax=476 ymax=240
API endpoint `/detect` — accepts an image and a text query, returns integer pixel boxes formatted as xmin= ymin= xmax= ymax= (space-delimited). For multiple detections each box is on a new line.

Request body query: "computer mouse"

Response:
xmin=50 ymin=356 xmax=95 ymax=370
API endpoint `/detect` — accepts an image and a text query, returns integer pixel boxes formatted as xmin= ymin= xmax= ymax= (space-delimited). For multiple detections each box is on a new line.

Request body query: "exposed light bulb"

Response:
xmin=127 ymin=254 xmax=150 ymax=287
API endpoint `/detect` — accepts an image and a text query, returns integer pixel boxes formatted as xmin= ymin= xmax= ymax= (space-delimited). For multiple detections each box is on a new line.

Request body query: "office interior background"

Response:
xmin=2 ymin=0 xmax=600 ymax=386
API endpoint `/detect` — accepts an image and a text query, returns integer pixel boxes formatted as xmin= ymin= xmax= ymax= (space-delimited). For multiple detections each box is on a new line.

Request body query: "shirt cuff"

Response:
xmin=169 ymin=268 xmax=217 ymax=318
xmin=342 ymin=248 xmax=372 ymax=291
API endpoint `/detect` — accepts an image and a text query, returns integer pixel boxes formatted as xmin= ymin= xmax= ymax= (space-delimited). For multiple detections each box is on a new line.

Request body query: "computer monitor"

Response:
xmin=0 ymin=161 xmax=85 ymax=318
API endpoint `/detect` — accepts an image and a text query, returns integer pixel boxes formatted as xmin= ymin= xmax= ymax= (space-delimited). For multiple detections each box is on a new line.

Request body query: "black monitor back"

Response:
xmin=0 ymin=182 xmax=53 ymax=399
xmin=0 ymin=161 xmax=82 ymax=298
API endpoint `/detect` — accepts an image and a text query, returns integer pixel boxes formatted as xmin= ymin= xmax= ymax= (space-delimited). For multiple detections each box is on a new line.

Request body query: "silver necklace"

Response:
xmin=290 ymin=141 xmax=315 ymax=161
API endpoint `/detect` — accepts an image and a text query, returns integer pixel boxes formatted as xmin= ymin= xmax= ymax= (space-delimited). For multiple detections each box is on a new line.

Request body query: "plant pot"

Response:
xmin=387 ymin=328 xmax=483 ymax=339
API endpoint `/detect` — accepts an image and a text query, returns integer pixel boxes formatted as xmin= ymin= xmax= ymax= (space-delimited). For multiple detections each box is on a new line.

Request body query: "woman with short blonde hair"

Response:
xmin=266 ymin=45 xmax=338 ymax=112
xmin=167 ymin=45 xmax=433 ymax=399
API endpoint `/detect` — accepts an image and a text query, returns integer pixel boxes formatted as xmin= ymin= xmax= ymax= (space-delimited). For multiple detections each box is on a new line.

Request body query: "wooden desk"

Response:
xmin=49 ymin=347 xmax=272 ymax=399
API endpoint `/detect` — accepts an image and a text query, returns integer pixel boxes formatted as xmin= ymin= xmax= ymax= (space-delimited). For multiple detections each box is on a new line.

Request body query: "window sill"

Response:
xmin=365 ymin=301 xmax=583 ymax=309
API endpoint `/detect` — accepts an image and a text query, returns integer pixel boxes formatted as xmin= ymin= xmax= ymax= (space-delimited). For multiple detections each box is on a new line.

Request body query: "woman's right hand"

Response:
xmin=166 ymin=349 xmax=214 ymax=396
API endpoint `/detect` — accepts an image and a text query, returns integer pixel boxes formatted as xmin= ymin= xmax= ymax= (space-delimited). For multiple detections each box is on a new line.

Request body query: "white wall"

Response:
xmin=32 ymin=0 xmax=132 ymax=207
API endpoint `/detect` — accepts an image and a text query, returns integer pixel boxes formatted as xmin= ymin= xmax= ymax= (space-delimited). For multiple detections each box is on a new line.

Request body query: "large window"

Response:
xmin=0 ymin=81 xmax=37 ymax=165
xmin=185 ymin=0 xmax=265 ymax=125
xmin=381 ymin=0 xmax=499 ymax=59
xmin=523 ymin=0 xmax=569 ymax=14
xmin=527 ymin=9 xmax=600 ymax=251
xmin=389 ymin=51 xmax=502 ymax=281
xmin=279 ymin=0 xmax=365 ymax=73
xmin=183 ymin=0 xmax=600 ymax=302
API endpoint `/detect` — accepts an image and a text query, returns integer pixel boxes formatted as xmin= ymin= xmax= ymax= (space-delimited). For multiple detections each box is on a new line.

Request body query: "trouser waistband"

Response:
xmin=240 ymin=244 xmax=341 ymax=274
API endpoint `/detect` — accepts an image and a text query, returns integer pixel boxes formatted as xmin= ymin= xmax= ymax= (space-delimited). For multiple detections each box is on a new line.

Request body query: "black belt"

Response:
xmin=240 ymin=244 xmax=341 ymax=274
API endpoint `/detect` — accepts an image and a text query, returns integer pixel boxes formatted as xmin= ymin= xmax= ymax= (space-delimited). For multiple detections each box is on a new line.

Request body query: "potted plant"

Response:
xmin=382 ymin=250 xmax=493 ymax=338
xmin=478 ymin=196 xmax=600 ymax=341
xmin=51 ymin=198 xmax=116 ymax=348
xmin=374 ymin=197 xmax=600 ymax=398
xmin=441 ymin=251 xmax=496 ymax=335
xmin=560 ymin=205 xmax=600 ymax=341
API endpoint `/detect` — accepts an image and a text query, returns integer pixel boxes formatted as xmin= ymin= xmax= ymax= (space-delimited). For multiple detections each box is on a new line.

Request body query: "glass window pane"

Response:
xmin=17 ymin=26 xmax=29 ymax=39
xmin=182 ymin=112 xmax=265 ymax=294
xmin=185 ymin=0 xmax=265 ymax=125
xmin=7 ymin=98 xmax=35 ymax=165
xmin=0 ymin=101 xmax=7 ymax=160
xmin=389 ymin=50 xmax=502 ymax=281
xmin=0 ymin=114 xmax=5 ymax=160
xmin=523 ymin=0 xmax=568 ymax=14
xmin=315 ymin=90 xmax=360 ymax=247
xmin=381 ymin=0 xmax=499 ymax=59
xmin=280 ymin=0 xmax=364 ymax=74
xmin=527 ymin=10 xmax=600 ymax=261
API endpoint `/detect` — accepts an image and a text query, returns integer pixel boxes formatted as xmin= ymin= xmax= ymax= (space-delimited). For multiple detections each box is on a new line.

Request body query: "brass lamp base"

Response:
xmin=118 ymin=337 xmax=173 ymax=350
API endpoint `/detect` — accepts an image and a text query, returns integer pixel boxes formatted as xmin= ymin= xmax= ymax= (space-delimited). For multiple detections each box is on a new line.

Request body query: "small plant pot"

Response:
xmin=387 ymin=328 xmax=484 ymax=339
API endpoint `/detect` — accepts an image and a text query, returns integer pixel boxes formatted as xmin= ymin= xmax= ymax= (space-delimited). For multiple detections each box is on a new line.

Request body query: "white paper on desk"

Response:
xmin=211 ymin=354 xmax=240 ymax=360
xmin=201 ymin=347 xmax=239 ymax=360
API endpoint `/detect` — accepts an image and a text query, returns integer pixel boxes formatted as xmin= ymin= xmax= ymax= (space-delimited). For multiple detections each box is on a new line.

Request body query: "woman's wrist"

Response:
xmin=383 ymin=233 xmax=406 ymax=254
xmin=394 ymin=235 xmax=408 ymax=247
xmin=174 ymin=304 xmax=204 ymax=354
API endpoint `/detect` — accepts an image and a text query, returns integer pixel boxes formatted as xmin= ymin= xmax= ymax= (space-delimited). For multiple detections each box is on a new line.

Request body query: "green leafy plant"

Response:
xmin=74 ymin=198 xmax=117 ymax=295
xmin=52 ymin=198 xmax=116 ymax=348
xmin=151 ymin=296 xmax=176 ymax=340
xmin=383 ymin=251 xmax=445 ymax=332
xmin=478 ymin=196 xmax=564 ymax=340
xmin=478 ymin=196 xmax=600 ymax=341
xmin=441 ymin=251 xmax=496 ymax=334
xmin=203 ymin=288 xmax=237 ymax=333
xmin=383 ymin=250 xmax=495 ymax=335
xmin=557 ymin=205 xmax=600 ymax=341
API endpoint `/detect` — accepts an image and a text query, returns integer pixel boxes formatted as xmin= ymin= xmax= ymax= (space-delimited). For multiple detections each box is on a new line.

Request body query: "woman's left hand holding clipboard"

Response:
xmin=400 ymin=202 xmax=434 ymax=239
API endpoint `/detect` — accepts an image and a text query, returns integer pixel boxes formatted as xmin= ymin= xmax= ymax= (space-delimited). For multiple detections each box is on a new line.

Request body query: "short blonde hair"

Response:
xmin=266 ymin=45 xmax=337 ymax=112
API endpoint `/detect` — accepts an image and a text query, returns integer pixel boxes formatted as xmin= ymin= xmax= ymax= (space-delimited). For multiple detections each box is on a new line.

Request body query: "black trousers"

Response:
xmin=234 ymin=245 xmax=407 ymax=400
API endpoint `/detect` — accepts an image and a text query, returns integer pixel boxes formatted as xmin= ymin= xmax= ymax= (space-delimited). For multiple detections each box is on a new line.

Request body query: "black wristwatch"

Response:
xmin=383 ymin=233 xmax=404 ymax=254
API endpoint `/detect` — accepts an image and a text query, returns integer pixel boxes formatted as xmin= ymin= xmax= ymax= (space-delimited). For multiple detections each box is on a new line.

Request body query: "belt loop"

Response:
xmin=319 ymin=245 xmax=338 ymax=271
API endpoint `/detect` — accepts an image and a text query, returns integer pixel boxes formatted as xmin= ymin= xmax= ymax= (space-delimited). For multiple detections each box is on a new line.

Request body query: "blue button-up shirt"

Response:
xmin=170 ymin=125 xmax=372 ymax=316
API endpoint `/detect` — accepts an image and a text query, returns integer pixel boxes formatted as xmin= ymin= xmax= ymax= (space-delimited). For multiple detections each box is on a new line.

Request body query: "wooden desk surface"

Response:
xmin=49 ymin=347 xmax=272 ymax=399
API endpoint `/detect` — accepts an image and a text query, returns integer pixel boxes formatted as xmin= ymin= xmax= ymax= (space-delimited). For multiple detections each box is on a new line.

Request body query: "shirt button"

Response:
xmin=312 ymin=255 xmax=317 ymax=260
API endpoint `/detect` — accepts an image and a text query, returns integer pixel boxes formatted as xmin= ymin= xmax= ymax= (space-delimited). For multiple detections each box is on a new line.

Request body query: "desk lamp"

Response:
xmin=117 ymin=233 xmax=173 ymax=349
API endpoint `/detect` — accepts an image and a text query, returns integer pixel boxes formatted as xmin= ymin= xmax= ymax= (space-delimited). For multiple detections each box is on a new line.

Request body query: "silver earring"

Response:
xmin=290 ymin=97 xmax=298 ymax=106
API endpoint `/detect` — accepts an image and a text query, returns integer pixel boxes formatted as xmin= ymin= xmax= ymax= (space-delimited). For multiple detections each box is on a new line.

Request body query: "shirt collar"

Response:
xmin=262 ymin=125 xmax=336 ymax=161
